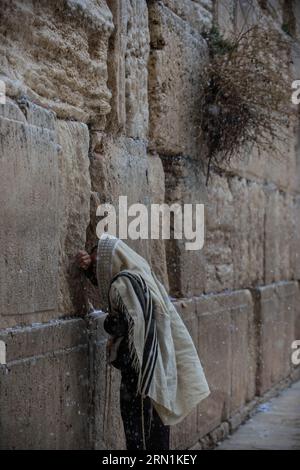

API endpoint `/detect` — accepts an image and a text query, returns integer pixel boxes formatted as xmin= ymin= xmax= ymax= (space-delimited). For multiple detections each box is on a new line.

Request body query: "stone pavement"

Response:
xmin=216 ymin=381 xmax=300 ymax=450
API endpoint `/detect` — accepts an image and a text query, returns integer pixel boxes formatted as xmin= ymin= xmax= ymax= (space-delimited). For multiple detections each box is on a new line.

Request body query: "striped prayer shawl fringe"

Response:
xmin=109 ymin=287 xmax=140 ymax=377
xmin=108 ymin=271 xmax=158 ymax=450
xmin=108 ymin=271 xmax=158 ymax=397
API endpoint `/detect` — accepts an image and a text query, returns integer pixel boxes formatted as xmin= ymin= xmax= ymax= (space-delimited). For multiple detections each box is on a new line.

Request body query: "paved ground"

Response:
xmin=217 ymin=381 xmax=300 ymax=450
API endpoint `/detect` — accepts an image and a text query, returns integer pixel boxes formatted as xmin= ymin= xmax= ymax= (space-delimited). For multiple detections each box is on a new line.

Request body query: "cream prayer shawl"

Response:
xmin=96 ymin=233 xmax=210 ymax=426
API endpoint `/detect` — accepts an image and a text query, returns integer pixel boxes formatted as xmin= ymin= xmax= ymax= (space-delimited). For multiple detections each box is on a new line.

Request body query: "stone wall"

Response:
xmin=0 ymin=0 xmax=300 ymax=450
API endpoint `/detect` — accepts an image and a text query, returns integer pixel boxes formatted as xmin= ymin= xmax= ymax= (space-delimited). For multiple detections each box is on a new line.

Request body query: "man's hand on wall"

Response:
xmin=76 ymin=250 xmax=92 ymax=270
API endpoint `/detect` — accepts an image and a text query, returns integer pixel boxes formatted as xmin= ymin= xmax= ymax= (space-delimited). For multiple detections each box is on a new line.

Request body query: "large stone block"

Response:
xmin=0 ymin=0 xmax=114 ymax=126
xmin=204 ymin=173 xmax=265 ymax=293
xmin=87 ymin=312 xmax=125 ymax=450
xmin=293 ymin=0 xmax=300 ymax=40
xmin=254 ymin=281 xmax=298 ymax=396
xmin=160 ymin=0 xmax=213 ymax=33
xmin=229 ymin=177 xmax=265 ymax=289
xmin=170 ymin=290 xmax=256 ymax=443
xmin=162 ymin=156 xmax=207 ymax=297
xmin=214 ymin=0 xmax=236 ymax=37
xmin=292 ymin=196 xmax=300 ymax=280
xmin=264 ymin=187 xmax=294 ymax=284
xmin=205 ymin=170 xmax=298 ymax=293
xmin=0 ymin=101 xmax=91 ymax=327
xmin=204 ymin=172 xmax=235 ymax=292
xmin=56 ymin=120 xmax=91 ymax=316
xmin=170 ymin=298 xmax=198 ymax=449
xmin=106 ymin=0 xmax=150 ymax=138
xmin=295 ymin=283 xmax=300 ymax=345
xmin=215 ymin=0 xmax=283 ymax=38
xmin=0 ymin=318 xmax=89 ymax=449
xmin=196 ymin=289 xmax=255 ymax=437
xmin=147 ymin=153 xmax=169 ymax=290
xmin=148 ymin=1 xmax=208 ymax=159
xmin=0 ymin=98 xmax=59 ymax=327
xmin=212 ymin=178 xmax=298 ymax=289
xmin=88 ymin=134 xmax=169 ymax=289
xmin=217 ymin=123 xmax=299 ymax=194
xmin=89 ymin=133 xmax=151 ymax=258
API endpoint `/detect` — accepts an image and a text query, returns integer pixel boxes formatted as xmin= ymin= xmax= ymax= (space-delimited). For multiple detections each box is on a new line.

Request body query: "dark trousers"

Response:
xmin=119 ymin=370 xmax=170 ymax=450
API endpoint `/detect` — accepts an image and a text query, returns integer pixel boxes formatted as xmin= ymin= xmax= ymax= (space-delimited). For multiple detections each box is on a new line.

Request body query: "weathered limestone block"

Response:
xmin=106 ymin=0 xmax=150 ymax=139
xmin=205 ymin=173 xmax=265 ymax=293
xmin=214 ymin=0 xmax=236 ymax=37
xmin=148 ymin=1 xmax=208 ymax=158
xmin=0 ymin=98 xmax=58 ymax=326
xmin=105 ymin=0 xmax=127 ymax=133
xmin=292 ymin=111 xmax=300 ymax=194
xmin=260 ymin=0 xmax=284 ymax=23
xmin=87 ymin=312 xmax=125 ymax=450
xmin=295 ymin=283 xmax=300 ymax=346
xmin=235 ymin=0 xmax=272 ymax=32
xmin=293 ymin=0 xmax=300 ymax=40
xmin=0 ymin=0 xmax=114 ymax=126
xmin=171 ymin=298 xmax=198 ymax=449
xmin=56 ymin=120 xmax=91 ymax=315
xmin=88 ymin=134 xmax=169 ymax=287
xmin=147 ymin=153 xmax=169 ymax=290
xmin=162 ymin=156 xmax=207 ymax=297
xmin=253 ymin=281 xmax=298 ymax=396
xmin=89 ymin=133 xmax=151 ymax=258
xmin=217 ymin=123 xmax=299 ymax=194
xmin=0 ymin=318 xmax=89 ymax=449
xmin=264 ymin=187 xmax=294 ymax=284
xmin=215 ymin=0 xmax=283 ymax=39
xmin=204 ymin=172 xmax=235 ymax=292
xmin=124 ymin=0 xmax=149 ymax=139
xmin=196 ymin=289 xmax=255 ymax=437
xmin=291 ymin=196 xmax=300 ymax=280
xmin=84 ymin=191 xmax=105 ymax=311
xmin=161 ymin=0 xmax=213 ymax=33
xmin=229 ymin=177 xmax=265 ymax=289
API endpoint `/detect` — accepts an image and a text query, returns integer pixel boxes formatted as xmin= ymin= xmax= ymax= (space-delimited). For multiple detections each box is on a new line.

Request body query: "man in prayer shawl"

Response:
xmin=76 ymin=233 xmax=210 ymax=450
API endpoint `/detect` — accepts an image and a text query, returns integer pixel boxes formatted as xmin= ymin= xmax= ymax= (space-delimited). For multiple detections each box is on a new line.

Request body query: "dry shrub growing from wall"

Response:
xmin=201 ymin=24 xmax=292 ymax=184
